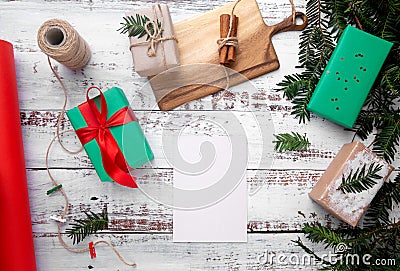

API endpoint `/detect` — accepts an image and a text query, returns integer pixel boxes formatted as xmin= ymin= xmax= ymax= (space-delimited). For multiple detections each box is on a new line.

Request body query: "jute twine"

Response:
xmin=45 ymin=61 xmax=136 ymax=267
xmin=213 ymin=0 xmax=242 ymax=106
xmin=216 ymin=0 xmax=241 ymax=53
xmin=39 ymin=20 xmax=136 ymax=267
xmin=129 ymin=4 xmax=177 ymax=69
xmin=38 ymin=19 xmax=91 ymax=70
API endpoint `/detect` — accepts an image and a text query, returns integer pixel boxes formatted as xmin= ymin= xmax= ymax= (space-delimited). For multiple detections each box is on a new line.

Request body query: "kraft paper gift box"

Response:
xmin=67 ymin=87 xmax=154 ymax=187
xmin=307 ymin=26 xmax=393 ymax=128
xmin=127 ymin=4 xmax=180 ymax=77
xmin=309 ymin=142 xmax=394 ymax=227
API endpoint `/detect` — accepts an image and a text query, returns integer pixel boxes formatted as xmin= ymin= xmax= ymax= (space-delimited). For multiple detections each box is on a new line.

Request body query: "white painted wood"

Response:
xmin=22 ymin=110 xmax=374 ymax=171
xmin=33 ymin=233 xmax=325 ymax=271
xmin=28 ymin=169 xmax=399 ymax=233
xmin=0 ymin=0 xmax=398 ymax=270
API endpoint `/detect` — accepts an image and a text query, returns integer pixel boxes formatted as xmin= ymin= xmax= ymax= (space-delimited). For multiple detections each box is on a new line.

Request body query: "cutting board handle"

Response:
xmin=270 ymin=12 xmax=308 ymax=36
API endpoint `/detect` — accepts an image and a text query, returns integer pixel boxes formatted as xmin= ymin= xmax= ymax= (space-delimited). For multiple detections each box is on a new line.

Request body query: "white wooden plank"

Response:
xmin=28 ymin=169 xmax=400 ymax=233
xmin=33 ymin=232 xmax=325 ymax=271
xmin=22 ymin=110 xmax=399 ymax=170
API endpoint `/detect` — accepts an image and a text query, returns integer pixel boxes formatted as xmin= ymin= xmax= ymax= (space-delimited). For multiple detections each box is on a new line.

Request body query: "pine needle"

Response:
xmin=118 ymin=15 xmax=162 ymax=40
xmin=66 ymin=211 xmax=109 ymax=245
xmin=273 ymin=132 xmax=311 ymax=152
xmin=338 ymin=163 xmax=383 ymax=194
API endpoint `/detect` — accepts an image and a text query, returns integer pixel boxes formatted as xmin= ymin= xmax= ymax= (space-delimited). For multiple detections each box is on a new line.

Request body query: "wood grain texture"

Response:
xmin=28 ymin=169 xmax=399 ymax=233
xmin=1 ymin=0 xmax=398 ymax=270
xmin=23 ymin=110 xmax=397 ymax=170
xmin=33 ymin=233 xmax=326 ymax=271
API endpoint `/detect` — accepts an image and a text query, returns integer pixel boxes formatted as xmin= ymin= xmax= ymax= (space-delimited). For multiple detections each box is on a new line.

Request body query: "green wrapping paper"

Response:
xmin=67 ymin=87 xmax=154 ymax=183
xmin=307 ymin=26 xmax=393 ymax=128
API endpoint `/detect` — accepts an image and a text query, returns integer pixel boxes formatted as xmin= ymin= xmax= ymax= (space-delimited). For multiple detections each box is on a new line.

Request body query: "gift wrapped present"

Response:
xmin=309 ymin=142 xmax=394 ymax=227
xmin=67 ymin=86 xmax=154 ymax=188
xmin=125 ymin=4 xmax=180 ymax=77
xmin=307 ymin=26 xmax=393 ymax=128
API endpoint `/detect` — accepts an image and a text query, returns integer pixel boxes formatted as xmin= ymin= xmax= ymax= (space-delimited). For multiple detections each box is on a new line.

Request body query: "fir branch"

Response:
xmin=118 ymin=14 xmax=162 ymax=40
xmin=338 ymin=163 xmax=383 ymax=194
xmin=276 ymin=0 xmax=335 ymax=123
xmin=291 ymin=237 xmax=331 ymax=266
xmin=273 ymin=132 xmax=311 ymax=152
xmin=66 ymin=211 xmax=109 ymax=245
xmin=276 ymin=74 xmax=310 ymax=100
xmin=303 ymin=223 xmax=345 ymax=249
xmin=373 ymin=116 xmax=400 ymax=163
xmin=365 ymin=172 xmax=400 ymax=227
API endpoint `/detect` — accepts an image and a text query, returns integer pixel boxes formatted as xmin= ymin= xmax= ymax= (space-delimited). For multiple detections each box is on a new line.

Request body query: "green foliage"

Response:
xmin=276 ymin=0 xmax=400 ymax=163
xmin=118 ymin=14 xmax=162 ymax=40
xmin=66 ymin=211 xmax=108 ymax=245
xmin=288 ymin=1 xmax=400 ymax=270
xmin=295 ymin=221 xmax=400 ymax=270
xmin=303 ymin=223 xmax=345 ymax=249
xmin=273 ymin=132 xmax=311 ymax=152
xmin=373 ymin=114 xmax=400 ymax=164
xmin=338 ymin=163 xmax=383 ymax=193
xmin=365 ymin=172 xmax=400 ymax=227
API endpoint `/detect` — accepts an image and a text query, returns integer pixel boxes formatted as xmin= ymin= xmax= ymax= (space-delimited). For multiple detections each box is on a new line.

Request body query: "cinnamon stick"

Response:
xmin=219 ymin=14 xmax=230 ymax=64
xmin=227 ymin=15 xmax=239 ymax=63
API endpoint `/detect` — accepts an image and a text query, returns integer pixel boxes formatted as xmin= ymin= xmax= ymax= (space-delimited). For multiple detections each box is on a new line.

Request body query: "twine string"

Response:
xmin=217 ymin=0 xmax=241 ymax=52
xmin=129 ymin=5 xmax=177 ymax=60
xmin=45 ymin=57 xmax=136 ymax=267
xmin=289 ymin=0 xmax=297 ymax=24
xmin=38 ymin=19 xmax=91 ymax=70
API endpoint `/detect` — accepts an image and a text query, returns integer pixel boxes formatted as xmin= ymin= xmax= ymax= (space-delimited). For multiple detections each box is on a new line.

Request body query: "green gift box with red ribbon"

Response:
xmin=66 ymin=86 xmax=154 ymax=188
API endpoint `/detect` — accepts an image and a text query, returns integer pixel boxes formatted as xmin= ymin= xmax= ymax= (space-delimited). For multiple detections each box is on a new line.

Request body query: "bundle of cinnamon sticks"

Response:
xmin=219 ymin=14 xmax=239 ymax=65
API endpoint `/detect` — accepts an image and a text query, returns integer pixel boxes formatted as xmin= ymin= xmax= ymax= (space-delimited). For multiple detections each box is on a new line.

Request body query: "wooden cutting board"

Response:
xmin=150 ymin=0 xmax=308 ymax=110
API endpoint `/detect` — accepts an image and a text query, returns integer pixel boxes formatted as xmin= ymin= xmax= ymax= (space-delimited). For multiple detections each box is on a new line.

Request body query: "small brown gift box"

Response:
xmin=309 ymin=142 xmax=394 ymax=227
xmin=127 ymin=4 xmax=180 ymax=77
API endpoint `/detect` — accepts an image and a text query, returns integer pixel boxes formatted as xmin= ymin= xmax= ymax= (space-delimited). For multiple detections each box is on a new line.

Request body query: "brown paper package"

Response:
xmin=309 ymin=142 xmax=394 ymax=227
xmin=127 ymin=4 xmax=180 ymax=77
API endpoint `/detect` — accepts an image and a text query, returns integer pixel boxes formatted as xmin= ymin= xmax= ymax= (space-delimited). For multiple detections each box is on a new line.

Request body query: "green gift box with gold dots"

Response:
xmin=307 ymin=26 xmax=393 ymax=128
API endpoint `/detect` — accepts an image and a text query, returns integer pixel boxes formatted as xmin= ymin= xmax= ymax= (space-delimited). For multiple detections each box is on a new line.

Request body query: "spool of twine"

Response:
xmin=37 ymin=19 xmax=91 ymax=70
xmin=39 ymin=19 xmax=135 ymax=267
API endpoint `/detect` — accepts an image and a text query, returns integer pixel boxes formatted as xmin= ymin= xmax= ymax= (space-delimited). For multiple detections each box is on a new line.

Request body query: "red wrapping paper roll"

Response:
xmin=0 ymin=40 xmax=37 ymax=270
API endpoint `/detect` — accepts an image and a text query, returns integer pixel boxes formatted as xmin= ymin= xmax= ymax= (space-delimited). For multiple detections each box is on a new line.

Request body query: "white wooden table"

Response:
xmin=1 ymin=0 xmax=398 ymax=270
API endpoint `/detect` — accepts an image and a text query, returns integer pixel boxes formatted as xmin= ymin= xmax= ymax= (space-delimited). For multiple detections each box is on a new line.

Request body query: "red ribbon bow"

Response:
xmin=76 ymin=86 xmax=138 ymax=188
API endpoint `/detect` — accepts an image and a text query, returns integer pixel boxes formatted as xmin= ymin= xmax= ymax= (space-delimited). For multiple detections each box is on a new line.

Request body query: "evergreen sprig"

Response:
xmin=273 ymin=132 xmax=311 ymax=152
xmin=66 ymin=211 xmax=109 ymax=245
xmin=365 ymin=172 xmax=400 ymax=227
xmin=118 ymin=14 xmax=162 ymax=40
xmin=303 ymin=223 xmax=345 ymax=249
xmin=338 ymin=163 xmax=383 ymax=194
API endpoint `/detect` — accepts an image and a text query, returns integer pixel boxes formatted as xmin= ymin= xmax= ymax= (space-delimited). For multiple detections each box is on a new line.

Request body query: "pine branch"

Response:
xmin=338 ymin=163 xmax=383 ymax=194
xmin=373 ymin=116 xmax=400 ymax=163
xmin=276 ymin=74 xmax=310 ymax=100
xmin=303 ymin=222 xmax=345 ymax=249
xmin=66 ymin=211 xmax=109 ymax=245
xmin=291 ymin=237 xmax=331 ymax=266
xmin=365 ymin=172 xmax=400 ymax=227
xmin=276 ymin=0 xmax=335 ymax=123
xmin=118 ymin=14 xmax=162 ymax=40
xmin=273 ymin=132 xmax=311 ymax=152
